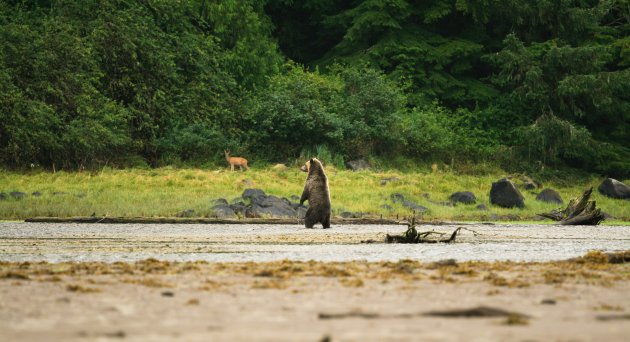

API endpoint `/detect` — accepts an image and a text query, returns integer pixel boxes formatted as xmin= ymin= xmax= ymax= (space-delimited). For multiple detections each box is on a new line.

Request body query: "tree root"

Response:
xmin=538 ymin=187 xmax=605 ymax=225
xmin=385 ymin=217 xmax=479 ymax=243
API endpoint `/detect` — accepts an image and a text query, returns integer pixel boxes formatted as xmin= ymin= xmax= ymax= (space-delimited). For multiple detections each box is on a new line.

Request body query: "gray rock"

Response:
xmin=476 ymin=204 xmax=489 ymax=211
xmin=242 ymin=188 xmax=266 ymax=200
xmin=598 ymin=178 xmax=630 ymax=199
xmin=490 ymin=178 xmax=525 ymax=208
xmin=0 ymin=192 xmax=7 ymax=200
xmin=229 ymin=202 xmax=247 ymax=215
xmin=346 ymin=159 xmax=371 ymax=171
xmin=296 ymin=206 xmax=308 ymax=219
xmin=258 ymin=195 xmax=291 ymax=208
xmin=246 ymin=203 xmax=296 ymax=218
xmin=211 ymin=204 xmax=237 ymax=219
xmin=402 ymin=200 xmax=428 ymax=212
xmin=449 ymin=191 xmax=477 ymax=204
xmin=242 ymin=194 xmax=298 ymax=218
xmin=10 ymin=191 xmax=26 ymax=200
xmin=31 ymin=191 xmax=42 ymax=197
xmin=380 ymin=204 xmax=394 ymax=211
xmin=290 ymin=195 xmax=300 ymax=202
xmin=176 ymin=209 xmax=196 ymax=218
xmin=214 ymin=198 xmax=228 ymax=205
xmin=390 ymin=193 xmax=405 ymax=203
xmin=535 ymin=189 xmax=563 ymax=204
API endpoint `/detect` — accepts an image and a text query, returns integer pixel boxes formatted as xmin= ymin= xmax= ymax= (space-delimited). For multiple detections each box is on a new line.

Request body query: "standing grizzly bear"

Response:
xmin=300 ymin=158 xmax=331 ymax=228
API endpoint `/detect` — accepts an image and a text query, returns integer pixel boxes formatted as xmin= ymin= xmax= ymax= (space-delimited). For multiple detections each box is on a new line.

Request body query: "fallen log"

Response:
xmin=538 ymin=187 xmax=605 ymax=225
xmin=318 ymin=306 xmax=529 ymax=320
xmin=24 ymin=216 xmax=401 ymax=225
xmin=385 ymin=217 xmax=476 ymax=243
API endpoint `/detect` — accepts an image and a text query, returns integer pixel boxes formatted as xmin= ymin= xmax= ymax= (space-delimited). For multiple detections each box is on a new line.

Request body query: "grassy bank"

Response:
xmin=1 ymin=166 xmax=629 ymax=222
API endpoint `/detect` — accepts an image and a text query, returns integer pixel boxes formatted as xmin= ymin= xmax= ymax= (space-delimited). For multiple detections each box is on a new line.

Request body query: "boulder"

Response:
xmin=31 ymin=191 xmax=42 ymax=197
xmin=10 ymin=191 xmax=26 ymax=200
xmin=176 ymin=209 xmax=196 ymax=218
xmin=535 ymin=189 xmax=563 ymax=204
xmin=380 ymin=204 xmax=394 ymax=211
xmin=212 ymin=204 xmax=237 ymax=219
xmin=449 ymin=191 xmax=477 ymax=205
xmin=258 ymin=195 xmax=292 ymax=208
xmin=246 ymin=203 xmax=296 ymax=218
xmin=245 ymin=195 xmax=297 ymax=218
xmin=0 ymin=192 xmax=7 ymax=201
xmin=214 ymin=198 xmax=229 ymax=206
xmin=296 ymin=205 xmax=308 ymax=219
xmin=402 ymin=200 xmax=428 ymax=212
xmin=490 ymin=179 xmax=525 ymax=208
xmin=229 ymin=202 xmax=247 ymax=216
xmin=346 ymin=159 xmax=371 ymax=171
xmin=242 ymin=188 xmax=266 ymax=202
xmin=598 ymin=178 xmax=630 ymax=199
xmin=538 ymin=187 xmax=604 ymax=225
xmin=214 ymin=191 xmax=307 ymax=219
xmin=390 ymin=193 xmax=405 ymax=203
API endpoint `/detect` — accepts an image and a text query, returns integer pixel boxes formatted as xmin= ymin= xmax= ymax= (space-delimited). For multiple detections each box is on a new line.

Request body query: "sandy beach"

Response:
xmin=2 ymin=253 xmax=629 ymax=341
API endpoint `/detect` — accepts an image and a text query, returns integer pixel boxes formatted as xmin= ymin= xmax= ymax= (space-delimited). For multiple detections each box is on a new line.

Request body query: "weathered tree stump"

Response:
xmin=538 ymin=187 xmax=605 ymax=225
xmin=386 ymin=217 xmax=468 ymax=243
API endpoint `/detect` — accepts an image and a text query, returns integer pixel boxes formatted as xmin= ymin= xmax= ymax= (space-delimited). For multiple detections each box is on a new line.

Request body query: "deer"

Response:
xmin=224 ymin=150 xmax=250 ymax=171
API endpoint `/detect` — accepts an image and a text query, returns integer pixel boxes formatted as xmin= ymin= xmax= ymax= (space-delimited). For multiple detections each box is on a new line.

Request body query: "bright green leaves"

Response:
xmin=247 ymin=63 xmax=405 ymax=159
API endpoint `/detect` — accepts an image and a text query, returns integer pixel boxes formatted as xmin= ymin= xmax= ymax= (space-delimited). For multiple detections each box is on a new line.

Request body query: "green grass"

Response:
xmin=0 ymin=166 xmax=629 ymax=222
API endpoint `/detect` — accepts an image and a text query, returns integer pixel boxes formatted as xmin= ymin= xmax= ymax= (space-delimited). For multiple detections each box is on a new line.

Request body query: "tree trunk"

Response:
xmin=538 ymin=187 xmax=605 ymax=225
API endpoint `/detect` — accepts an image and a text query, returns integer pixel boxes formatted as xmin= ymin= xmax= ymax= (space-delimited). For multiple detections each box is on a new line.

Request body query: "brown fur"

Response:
xmin=224 ymin=150 xmax=249 ymax=171
xmin=300 ymin=158 xmax=331 ymax=228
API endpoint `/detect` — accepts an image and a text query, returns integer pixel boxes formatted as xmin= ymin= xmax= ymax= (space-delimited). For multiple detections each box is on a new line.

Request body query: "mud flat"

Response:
xmin=1 ymin=222 xmax=629 ymax=341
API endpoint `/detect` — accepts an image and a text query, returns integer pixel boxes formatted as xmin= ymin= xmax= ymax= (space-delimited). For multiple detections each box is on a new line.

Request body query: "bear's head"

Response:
xmin=300 ymin=158 xmax=324 ymax=175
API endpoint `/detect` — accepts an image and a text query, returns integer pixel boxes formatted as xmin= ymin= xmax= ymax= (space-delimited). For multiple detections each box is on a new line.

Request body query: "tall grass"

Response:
xmin=1 ymin=166 xmax=629 ymax=222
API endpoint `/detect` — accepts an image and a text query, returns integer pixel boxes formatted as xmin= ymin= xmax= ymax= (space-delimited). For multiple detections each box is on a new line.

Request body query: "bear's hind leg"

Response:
xmin=304 ymin=208 xmax=315 ymax=228
xmin=322 ymin=213 xmax=331 ymax=229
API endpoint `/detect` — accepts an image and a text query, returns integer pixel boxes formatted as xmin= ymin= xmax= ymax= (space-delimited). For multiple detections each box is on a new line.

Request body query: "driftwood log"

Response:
xmin=386 ymin=217 xmax=473 ymax=243
xmin=538 ymin=187 xmax=605 ymax=225
xmin=24 ymin=216 xmax=400 ymax=225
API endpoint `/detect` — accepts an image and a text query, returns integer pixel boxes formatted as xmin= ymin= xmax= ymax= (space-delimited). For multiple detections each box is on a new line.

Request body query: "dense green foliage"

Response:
xmin=1 ymin=0 xmax=628 ymax=177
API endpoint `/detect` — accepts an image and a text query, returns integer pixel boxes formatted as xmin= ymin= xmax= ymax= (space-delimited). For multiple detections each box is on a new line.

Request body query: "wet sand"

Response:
xmin=1 ymin=222 xmax=629 ymax=262
xmin=1 ymin=254 xmax=629 ymax=341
